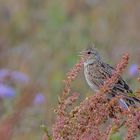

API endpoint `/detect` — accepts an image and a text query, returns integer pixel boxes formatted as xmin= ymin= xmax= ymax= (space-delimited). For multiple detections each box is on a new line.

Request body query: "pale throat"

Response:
xmin=84 ymin=59 xmax=96 ymax=67
xmin=84 ymin=59 xmax=99 ymax=92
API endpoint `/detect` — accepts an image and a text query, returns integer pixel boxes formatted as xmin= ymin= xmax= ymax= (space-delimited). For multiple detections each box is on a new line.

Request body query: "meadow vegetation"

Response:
xmin=0 ymin=0 xmax=140 ymax=139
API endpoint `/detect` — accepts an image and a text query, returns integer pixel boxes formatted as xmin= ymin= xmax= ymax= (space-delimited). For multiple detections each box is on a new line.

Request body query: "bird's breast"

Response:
xmin=84 ymin=63 xmax=100 ymax=92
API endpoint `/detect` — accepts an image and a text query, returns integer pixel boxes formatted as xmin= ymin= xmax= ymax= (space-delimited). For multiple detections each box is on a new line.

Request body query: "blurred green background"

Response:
xmin=0 ymin=0 xmax=140 ymax=139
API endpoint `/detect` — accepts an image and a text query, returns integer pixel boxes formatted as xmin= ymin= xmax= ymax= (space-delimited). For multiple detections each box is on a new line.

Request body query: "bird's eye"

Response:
xmin=87 ymin=51 xmax=91 ymax=54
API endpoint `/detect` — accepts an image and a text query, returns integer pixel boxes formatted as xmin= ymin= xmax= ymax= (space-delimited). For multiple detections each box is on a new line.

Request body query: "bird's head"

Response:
xmin=79 ymin=44 xmax=101 ymax=65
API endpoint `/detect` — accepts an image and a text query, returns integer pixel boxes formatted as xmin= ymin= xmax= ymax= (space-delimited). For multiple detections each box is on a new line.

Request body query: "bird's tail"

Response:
xmin=126 ymin=96 xmax=140 ymax=108
xmin=133 ymin=96 xmax=140 ymax=104
xmin=119 ymin=96 xmax=140 ymax=109
xmin=118 ymin=99 xmax=129 ymax=109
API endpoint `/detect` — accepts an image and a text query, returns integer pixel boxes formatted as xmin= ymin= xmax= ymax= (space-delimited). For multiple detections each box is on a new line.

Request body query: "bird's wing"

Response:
xmin=100 ymin=62 xmax=140 ymax=106
xmin=101 ymin=63 xmax=134 ymax=96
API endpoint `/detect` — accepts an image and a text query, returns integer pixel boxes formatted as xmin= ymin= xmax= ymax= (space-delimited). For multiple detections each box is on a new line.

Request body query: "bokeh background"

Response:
xmin=0 ymin=0 xmax=140 ymax=139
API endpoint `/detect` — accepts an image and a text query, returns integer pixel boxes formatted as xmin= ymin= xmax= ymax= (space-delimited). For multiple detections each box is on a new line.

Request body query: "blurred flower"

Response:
xmin=128 ymin=64 xmax=139 ymax=77
xmin=11 ymin=71 xmax=30 ymax=84
xmin=0 ymin=84 xmax=16 ymax=99
xmin=0 ymin=69 xmax=30 ymax=85
xmin=33 ymin=93 xmax=45 ymax=105
xmin=0 ymin=69 xmax=10 ymax=80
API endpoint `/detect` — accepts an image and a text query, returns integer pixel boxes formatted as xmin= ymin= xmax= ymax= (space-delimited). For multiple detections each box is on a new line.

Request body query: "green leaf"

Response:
xmin=40 ymin=124 xmax=52 ymax=140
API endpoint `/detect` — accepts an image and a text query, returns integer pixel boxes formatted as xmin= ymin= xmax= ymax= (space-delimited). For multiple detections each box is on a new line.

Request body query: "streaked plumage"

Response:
xmin=81 ymin=45 xmax=140 ymax=108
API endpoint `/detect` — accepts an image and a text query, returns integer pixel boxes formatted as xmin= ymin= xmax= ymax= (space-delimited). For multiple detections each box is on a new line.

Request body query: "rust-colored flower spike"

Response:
xmin=52 ymin=46 xmax=140 ymax=140
xmin=63 ymin=56 xmax=84 ymax=96
xmin=53 ymin=56 xmax=84 ymax=140
xmin=124 ymin=110 xmax=140 ymax=140
xmin=66 ymin=58 xmax=84 ymax=83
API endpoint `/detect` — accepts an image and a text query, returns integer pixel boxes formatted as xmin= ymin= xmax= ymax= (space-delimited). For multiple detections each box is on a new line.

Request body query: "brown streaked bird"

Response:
xmin=80 ymin=44 xmax=140 ymax=109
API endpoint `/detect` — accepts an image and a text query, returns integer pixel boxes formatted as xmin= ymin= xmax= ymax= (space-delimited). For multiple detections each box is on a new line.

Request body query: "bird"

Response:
xmin=80 ymin=44 xmax=140 ymax=109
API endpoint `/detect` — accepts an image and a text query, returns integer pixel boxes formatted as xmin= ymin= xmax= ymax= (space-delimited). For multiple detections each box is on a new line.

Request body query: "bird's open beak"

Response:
xmin=78 ymin=50 xmax=86 ymax=57
xmin=78 ymin=52 xmax=83 ymax=57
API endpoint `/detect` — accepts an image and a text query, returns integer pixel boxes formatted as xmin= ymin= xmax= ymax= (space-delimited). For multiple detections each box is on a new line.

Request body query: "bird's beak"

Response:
xmin=78 ymin=51 xmax=83 ymax=57
xmin=78 ymin=50 xmax=86 ymax=57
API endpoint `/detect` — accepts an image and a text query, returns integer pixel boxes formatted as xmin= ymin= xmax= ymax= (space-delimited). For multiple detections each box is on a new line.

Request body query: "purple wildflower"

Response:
xmin=0 ymin=69 xmax=10 ymax=80
xmin=11 ymin=71 xmax=30 ymax=84
xmin=33 ymin=93 xmax=45 ymax=105
xmin=0 ymin=84 xmax=16 ymax=99
xmin=128 ymin=64 xmax=139 ymax=77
